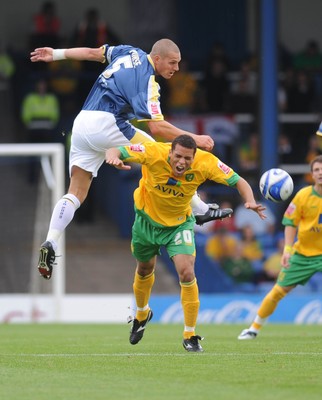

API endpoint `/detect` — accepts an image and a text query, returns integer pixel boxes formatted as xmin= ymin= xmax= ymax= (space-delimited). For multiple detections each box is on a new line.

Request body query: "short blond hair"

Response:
xmin=150 ymin=38 xmax=180 ymax=57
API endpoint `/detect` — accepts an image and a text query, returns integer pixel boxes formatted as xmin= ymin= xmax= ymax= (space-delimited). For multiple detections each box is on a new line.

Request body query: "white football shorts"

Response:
xmin=69 ymin=110 xmax=154 ymax=177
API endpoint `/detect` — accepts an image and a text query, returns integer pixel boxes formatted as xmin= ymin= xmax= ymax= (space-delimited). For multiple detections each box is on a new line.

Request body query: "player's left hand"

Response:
xmin=245 ymin=202 xmax=266 ymax=220
xmin=106 ymin=158 xmax=131 ymax=170
xmin=281 ymin=248 xmax=292 ymax=268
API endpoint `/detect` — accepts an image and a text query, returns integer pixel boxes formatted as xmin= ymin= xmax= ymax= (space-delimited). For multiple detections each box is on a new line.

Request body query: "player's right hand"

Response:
xmin=30 ymin=47 xmax=54 ymax=63
xmin=195 ymin=135 xmax=214 ymax=152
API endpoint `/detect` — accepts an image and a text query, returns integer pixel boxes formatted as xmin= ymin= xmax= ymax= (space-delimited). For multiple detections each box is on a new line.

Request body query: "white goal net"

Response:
xmin=0 ymin=143 xmax=65 ymax=321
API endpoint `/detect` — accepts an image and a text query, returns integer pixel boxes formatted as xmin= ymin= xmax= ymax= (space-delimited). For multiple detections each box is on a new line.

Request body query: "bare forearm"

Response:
xmin=148 ymin=120 xmax=194 ymax=141
xmin=236 ymin=177 xmax=256 ymax=203
xmin=236 ymin=177 xmax=267 ymax=219
xmin=30 ymin=46 xmax=105 ymax=63
xmin=65 ymin=47 xmax=105 ymax=62
xmin=284 ymin=225 xmax=296 ymax=246
xmin=105 ymin=147 xmax=131 ymax=170
xmin=106 ymin=147 xmax=122 ymax=161
xmin=147 ymin=120 xmax=214 ymax=151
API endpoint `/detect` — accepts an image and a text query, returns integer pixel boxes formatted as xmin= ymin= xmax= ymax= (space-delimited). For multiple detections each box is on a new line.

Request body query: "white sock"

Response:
xmin=46 ymin=194 xmax=81 ymax=249
xmin=254 ymin=315 xmax=267 ymax=325
xmin=191 ymin=192 xmax=209 ymax=215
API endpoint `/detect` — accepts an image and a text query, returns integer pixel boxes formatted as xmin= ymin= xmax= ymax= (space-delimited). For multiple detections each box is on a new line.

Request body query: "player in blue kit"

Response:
xmin=30 ymin=39 xmax=231 ymax=279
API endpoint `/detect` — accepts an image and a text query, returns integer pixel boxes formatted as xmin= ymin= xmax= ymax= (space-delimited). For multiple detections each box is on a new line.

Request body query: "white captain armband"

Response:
xmin=52 ymin=49 xmax=67 ymax=61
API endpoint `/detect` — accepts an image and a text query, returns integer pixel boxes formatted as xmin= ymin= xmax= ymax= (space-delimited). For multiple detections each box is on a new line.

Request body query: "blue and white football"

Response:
xmin=259 ymin=168 xmax=294 ymax=202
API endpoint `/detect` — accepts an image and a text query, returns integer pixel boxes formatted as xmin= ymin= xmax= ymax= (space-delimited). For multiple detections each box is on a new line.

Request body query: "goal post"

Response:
xmin=0 ymin=143 xmax=65 ymax=321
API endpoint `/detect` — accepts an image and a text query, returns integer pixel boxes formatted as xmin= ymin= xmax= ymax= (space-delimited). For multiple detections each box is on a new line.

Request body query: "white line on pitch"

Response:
xmin=1 ymin=352 xmax=322 ymax=357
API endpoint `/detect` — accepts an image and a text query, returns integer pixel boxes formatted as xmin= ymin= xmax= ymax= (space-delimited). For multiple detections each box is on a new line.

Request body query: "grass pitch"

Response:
xmin=1 ymin=323 xmax=322 ymax=400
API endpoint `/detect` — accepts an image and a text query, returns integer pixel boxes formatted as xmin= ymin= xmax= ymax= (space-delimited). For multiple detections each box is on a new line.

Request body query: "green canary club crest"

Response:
xmin=185 ymin=174 xmax=194 ymax=182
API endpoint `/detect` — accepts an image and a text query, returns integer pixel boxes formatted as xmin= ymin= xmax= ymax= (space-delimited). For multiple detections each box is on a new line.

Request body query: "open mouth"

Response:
xmin=175 ymin=165 xmax=185 ymax=174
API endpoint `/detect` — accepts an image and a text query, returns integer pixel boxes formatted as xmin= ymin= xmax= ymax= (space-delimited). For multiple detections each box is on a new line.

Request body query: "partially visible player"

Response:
xmin=238 ymin=154 xmax=322 ymax=340
xmin=106 ymin=135 xmax=266 ymax=352
xmin=30 ymin=39 xmax=226 ymax=280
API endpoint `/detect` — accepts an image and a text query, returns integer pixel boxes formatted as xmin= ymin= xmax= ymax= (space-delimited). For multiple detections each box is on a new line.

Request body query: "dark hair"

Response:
xmin=171 ymin=135 xmax=197 ymax=154
xmin=310 ymin=154 xmax=322 ymax=171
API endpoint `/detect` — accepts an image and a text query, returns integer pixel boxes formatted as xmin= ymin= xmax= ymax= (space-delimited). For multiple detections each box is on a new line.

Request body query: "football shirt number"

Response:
xmin=102 ymin=55 xmax=133 ymax=79
xmin=174 ymin=230 xmax=193 ymax=246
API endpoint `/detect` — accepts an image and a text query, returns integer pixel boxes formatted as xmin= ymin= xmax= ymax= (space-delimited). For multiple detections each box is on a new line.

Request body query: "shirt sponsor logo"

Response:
xmin=150 ymin=103 xmax=160 ymax=115
xmin=154 ymin=184 xmax=184 ymax=197
xmin=218 ymin=161 xmax=231 ymax=174
xmin=285 ymin=202 xmax=296 ymax=216
xmin=130 ymin=144 xmax=145 ymax=152
xmin=129 ymin=50 xmax=141 ymax=67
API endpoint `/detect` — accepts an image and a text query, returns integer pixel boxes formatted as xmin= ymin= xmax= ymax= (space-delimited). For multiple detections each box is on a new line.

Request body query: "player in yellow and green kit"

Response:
xmin=106 ymin=134 xmax=266 ymax=352
xmin=238 ymin=154 xmax=322 ymax=340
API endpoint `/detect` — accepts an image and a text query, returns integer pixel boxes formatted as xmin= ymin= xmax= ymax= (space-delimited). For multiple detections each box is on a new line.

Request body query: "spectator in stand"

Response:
xmin=208 ymin=224 xmax=263 ymax=285
xmin=21 ymin=78 xmax=60 ymax=142
xmin=30 ymin=1 xmax=61 ymax=50
xmin=278 ymin=42 xmax=293 ymax=72
xmin=238 ymin=133 xmax=260 ymax=186
xmin=285 ymin=70 xmax=316 ymax=113
xmin=277 ymin=79 xmax=288 ymax=112
xmin=73 ymin=8 xmax=121 ymax=48
xmin=262 ymin=234 xmax=285 ymax=282
xmin=230 ymin=59 xmax=257 ymax=95
xmin=293 ymin=40 xmax=322 ymax=74
xmin=206 ymin=41 xmax=230 ymax=71
xmin=220 ymin=241 xmax=255 ymax=284
xmin=239 ymin=225 xmax=263 ymax=262
xmin=224 ymin=77 xmax=257 ymax=114
xmin=203 ymin=58 xmax=229 ymax=113
xmin=278 ymin=133 xmax=295 ymax=164
xmin=205 ymin=226 xmax=238 ymax=262
xmin=234 ymin=199 xmax=276 ymax=237
xmin=166 ymin=58 xmax=198 ymax=116
xmin=0 ymin=47 xmax=15 ymax=88
xmin=21 ymin=78 xmax=60 ymax=181
xmin=303 ymin=134 xmax=322 ymax=184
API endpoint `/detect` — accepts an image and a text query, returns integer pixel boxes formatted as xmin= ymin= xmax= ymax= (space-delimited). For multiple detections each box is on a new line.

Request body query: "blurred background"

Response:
xmin=1 ymin=0 xmax=322 ymax=314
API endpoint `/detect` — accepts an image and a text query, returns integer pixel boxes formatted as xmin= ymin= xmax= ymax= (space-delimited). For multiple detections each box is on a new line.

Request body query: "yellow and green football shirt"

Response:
xmin=119 ymin=141 xmax=240 ymax=227
xmin=282 ymin=186 xmax=322 ymax=256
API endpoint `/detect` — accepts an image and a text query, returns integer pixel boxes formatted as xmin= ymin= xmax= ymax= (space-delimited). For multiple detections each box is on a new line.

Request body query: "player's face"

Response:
xmin=169 ymin=144 xmax=195 ymax=177
xmin=312 ymin=161 xmax=322 ymax=185
xmin=155 ymin=52 xmax=180 ymax=79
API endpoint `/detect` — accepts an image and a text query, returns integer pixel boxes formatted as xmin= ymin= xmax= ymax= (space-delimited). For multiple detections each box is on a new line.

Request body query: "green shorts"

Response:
xmin=277 ymin=252 xmax=322 ymax=287
xmin=131 ymin=213 xmax=196 ymax=262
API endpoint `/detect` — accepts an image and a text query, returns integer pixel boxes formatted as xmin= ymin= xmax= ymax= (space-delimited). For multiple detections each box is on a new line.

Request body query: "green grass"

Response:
xmin=0 ymin=324 xmax=322 ymax=400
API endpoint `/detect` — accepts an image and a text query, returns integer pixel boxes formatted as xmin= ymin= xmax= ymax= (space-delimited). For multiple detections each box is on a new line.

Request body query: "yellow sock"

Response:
xmin=180 ymin=278 xmax=200 ymax=339
xmin=133 ymin=269 xmax=155 ymax=321
xmin=252 ymin=284 xmax=286 ymax=331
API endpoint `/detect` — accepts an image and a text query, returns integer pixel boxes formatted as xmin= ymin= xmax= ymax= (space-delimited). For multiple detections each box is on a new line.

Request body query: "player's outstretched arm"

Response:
xmin=236 ymin=177 xmax=267 ymax=219
xmin=30 ymin=47 xmax=105 ymax=63
xmin=147 ymin=120 xmax=214 ymax=152
xmin=105 ymin=148 xmax=131 ymax=171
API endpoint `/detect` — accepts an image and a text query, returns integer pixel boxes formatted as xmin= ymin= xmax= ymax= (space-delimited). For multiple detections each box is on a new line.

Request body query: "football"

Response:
xmin=259 ymin=168 xmax=294 ymax=202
